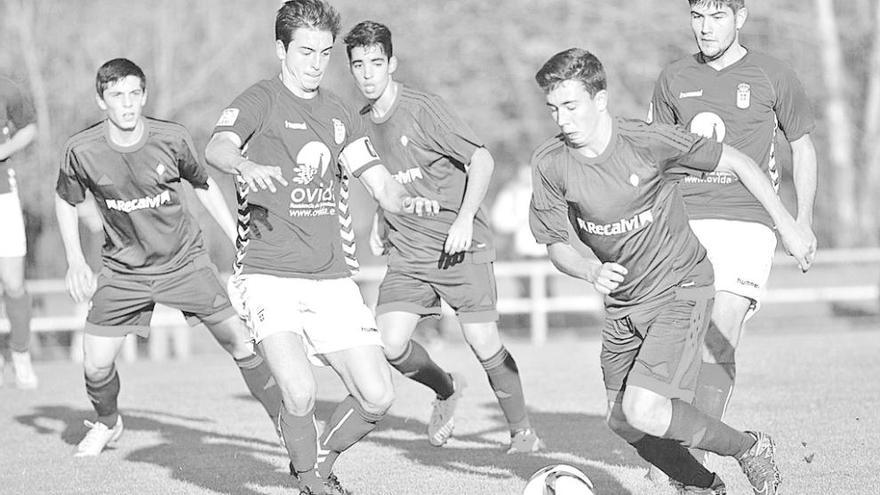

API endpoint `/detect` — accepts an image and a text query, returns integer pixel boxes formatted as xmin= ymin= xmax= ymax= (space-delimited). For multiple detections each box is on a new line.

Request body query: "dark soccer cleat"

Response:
xmin=290 ymin=464 xmax=325 ymax=495
xmin=670 ymin=474 xmax=727 ymax=494
xmin=323 ymin=473 xmax=352 ymax=495
xmin=738 ymin=431 xmax=782 ymax=495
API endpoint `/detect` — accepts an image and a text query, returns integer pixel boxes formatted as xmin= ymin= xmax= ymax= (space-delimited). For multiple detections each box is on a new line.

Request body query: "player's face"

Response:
xmin=276 ymin=28 xmax=334 ymax=95
xmin=349 ymin=44 xmax=397 ymax=100
xmin=545 ymin=80 xmax=606 ymax=149
xmin=690 ymin=3 xmax=746 ymax=60
xmin=96 ymin=75 xmax=147 ymax=131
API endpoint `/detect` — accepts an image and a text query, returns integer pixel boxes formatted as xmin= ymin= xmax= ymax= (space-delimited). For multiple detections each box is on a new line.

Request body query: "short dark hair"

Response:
xmin=343 ymin=21 xmax=393 ymax=60
xmin=96 ymin=58 xmax=146 ymax=97
xmin=275 ymin=0 xmax=341 ymax=49
xmin=534 ymin=48 xmax=606 ymax=96
xmin=689 ymin=0 xmax=745 ymax=13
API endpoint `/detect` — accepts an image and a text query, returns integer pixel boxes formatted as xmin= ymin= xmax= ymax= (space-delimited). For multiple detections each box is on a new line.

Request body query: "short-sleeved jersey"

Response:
xmin=364 ymin=85 xmax=494 ymax=268
xmin=57 ymin=118 xmax=210 ymax=276
xmin=650 ymin=51 xmax=814 ymax=228
xmin=1 ymin=76 xmax=37 ymax=194
xmin=213 ymin=77 xmax=381 ymax=279
xmin=529 ymin=118 xmax=721 ymax=317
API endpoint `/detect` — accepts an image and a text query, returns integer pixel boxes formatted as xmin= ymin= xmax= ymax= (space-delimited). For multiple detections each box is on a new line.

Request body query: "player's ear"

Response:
xmin=388 ymin=55 xmax=398 ymax=75
xmin=95 ymin=94 xmax=108 ymax=112
xmin=594 ymin=89 xmax=608 ymax=112
xmin=735 ymin=7 xmax=748 ymax=30
xmin=275 ymin=40 xmax=287 ymax=62
xmin=141 ymin=89 xmax=148 ymax=106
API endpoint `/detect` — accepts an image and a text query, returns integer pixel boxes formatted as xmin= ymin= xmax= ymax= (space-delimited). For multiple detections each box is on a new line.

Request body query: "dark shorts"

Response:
xmin=601 ymin=284 xmax=714 ymax=403
xmin=376 ymin=261 xmax=498 ymax=324
xmin=85 ymin=255 xmax=236 ymax=338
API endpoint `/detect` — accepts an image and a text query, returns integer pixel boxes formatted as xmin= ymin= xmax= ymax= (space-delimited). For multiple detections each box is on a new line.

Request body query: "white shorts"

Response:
xmin=689 ymin=219 xmax=777 ymax=311
xmin=231 ymin=274 xmax=382 ymax=364
xmin=0 ymin=191 xmax=26 ymax=258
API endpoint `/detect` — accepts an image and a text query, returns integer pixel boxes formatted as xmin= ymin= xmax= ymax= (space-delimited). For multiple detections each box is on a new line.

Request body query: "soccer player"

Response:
xmin=529 ymin=49 xmax=814 ymax=494
xmin=342 ymin=21 xmax=543 ymax=453
xmin=0 ymin=75 xmax=38 ymax=389
xmin=55 ymin=58 xmax=282 ymax=457
xmin=204 ymin=2 xmax=439 ymax=494
xmin=648 ymin=0 xmax=818 ymax=445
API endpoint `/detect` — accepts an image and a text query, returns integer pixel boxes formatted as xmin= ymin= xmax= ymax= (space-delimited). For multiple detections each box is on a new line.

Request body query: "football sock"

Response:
xmin=631 ymin=435 xmax=716 ymax=488
xmin=280 ymin=403 xmax=319 ymax=478
xmin=388 ymin=340 xmax=455 ymax=399
xmin=693 ymin=362 xmax=736 ymax=419
xmin=85 ymin=366 xmax=120 ymax=427
xmin=480 ymin=347 xmax=530 ymax=432
xmin=234 ymin=353 xmax=283 ymax=423
xmin=317 ymin=395 xmax=384 ymax=478
xmin=664 ymin=398 xmax=755 ymax=458
xmin=4 ymin=292 xmax=32 ymax=353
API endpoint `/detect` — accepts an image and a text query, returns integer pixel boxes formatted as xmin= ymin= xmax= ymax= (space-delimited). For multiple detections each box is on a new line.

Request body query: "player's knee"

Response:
xmin=83 ymin=361 xmax=116 ymax=381
xmin=462 ymin=324 xmax=502 ymax=358
xmin=357 ymin=381 xmax=395 ymax=414
xmin=279 ymin=379 xmax=317 ymax=415
xmin=621 ymin=391 xmax=664 ymax=435
xmin=382 ymin=339 xmax=408 ymax=361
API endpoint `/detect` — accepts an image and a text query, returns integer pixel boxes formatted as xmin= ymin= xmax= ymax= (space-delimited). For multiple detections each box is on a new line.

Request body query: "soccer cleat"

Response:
xmin=11 ymin=351 xmax=38 ymax=389
xmin=670 ymin=474 xmax=727 ymax=494
xmin=738 ymin=431 xmax=782 ymax=495
xmin=506 ymin=428 xmax=545 ymax=454
xmin=427 ymin=372 xmax=466 ymax=447
xmin=323 ymin=473 xmax=352 ymax=495
xmin=74 ymin=416 xmax=124 ymax=457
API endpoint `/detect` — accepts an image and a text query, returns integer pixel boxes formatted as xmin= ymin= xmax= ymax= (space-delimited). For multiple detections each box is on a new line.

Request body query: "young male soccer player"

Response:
xmin=205 ymin=2 xmax=438 ymax=494
xmin=342 ymin=20 xmax=543 ymax=453
xmin=0 ymin=75 xmax=38 ymax=389
xmin=649 ymin=0 xmax=817 ymax=436
xmin=56 ymin=58 xmax=282 ymax=457
xmin=529 ymin=48 xmax=814 ymax=494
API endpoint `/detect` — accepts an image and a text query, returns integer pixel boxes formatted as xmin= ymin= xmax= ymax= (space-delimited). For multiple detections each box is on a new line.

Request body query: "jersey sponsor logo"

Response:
xmin=679 ymin=89 xmax=704 ymax=99
xmin=105 ymin=190 xmax=171 ymax=212
xmin=290 ymin=141 xmax=336 ymax=217
xmin=332 ymin=118 xmax=346 ymax=144
xmin=284 ymin=120 xmax=307 ymax=130
xmin=216 ymin=108 xmax=239 ymax=126
xmin=736 ymin=277 xmax=760 ymax=289
xmin=391 ymin=166 xmax=424 ymax=185
xmin=576 ymin=209 xmax=654 ymax=236
xmin=683 ymin=174 xmax=735 ymax=184
xmin=736 ymin=83 xmax=751 ymax=109
xmin=689 ymin=112 xmax=726 ymax=142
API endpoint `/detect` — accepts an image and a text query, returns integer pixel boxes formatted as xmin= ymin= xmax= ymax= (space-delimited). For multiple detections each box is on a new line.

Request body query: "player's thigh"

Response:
xmin=82 ymin=333 xmax=128 ymax=378
xmin=376 ymin=268 xmax=441 ymax=320
xmin=154 ymin=256 xmax=237 ymax=330
xmin=86 ymin=270 xmax=155 ymax=339
xmin=305 ymin=278 xmax=384 ymax=359
xmin=0 ymin=256 xmax=25 ymax=294
xmin=0 ymin=192 xmax=27 ymax=263
xmin=460 ymin=321 xmax=503 ymax=360
xmin=703 ymin=291 xmax=752 ymax=363
xmin=376 ymin=311 xmax=421 ymax=358
xmin=433 ymin=262 xmax=499 ymax=325
xmin=203 ymin=315 xmax=253 ymax=358
xmin=258 ymin=332 xmax=317 ymax=411
xmin=600 ymin=316 xmax=644 ymax=403
xmin=323 ymin=344 xmax=393 ymax=412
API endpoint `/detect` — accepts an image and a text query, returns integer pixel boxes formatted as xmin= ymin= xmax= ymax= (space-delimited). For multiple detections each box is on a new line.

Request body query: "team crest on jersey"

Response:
xmin=400 ymin=135 xmax=409 ymax=147
xmin=156 ymin=162 xmax=166 ymax=176
xmin=629 ymin=173 xmax=640 ymax=187
xmin=736 ymin=83 xmax=751 ymax=109
xmin=332 ymin=118 xmax=346 ymax=144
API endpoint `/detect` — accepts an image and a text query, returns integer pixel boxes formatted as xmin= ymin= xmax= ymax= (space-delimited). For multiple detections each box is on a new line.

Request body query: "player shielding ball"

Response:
xmin=343 ymin=21 xmax=543 ymax=453
xmin=205 ymin=2 xmax=438 ymax=494
xmin=529 ymin=49 xmax=813 ymax=494
xmin=55 ymin=58 xmax=282 ymax=457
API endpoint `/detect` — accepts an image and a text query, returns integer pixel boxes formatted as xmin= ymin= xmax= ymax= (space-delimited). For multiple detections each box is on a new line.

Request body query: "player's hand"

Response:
xmin=370 ymin=210 xmax=390 ymax=256
xmin=444 ymin=213 xmax=474 ymax=254
xmin=588 ymin=262 xmax=628 ymax=295
xmin=402 ymin=196 xmax=439 ymax=217
xmin=236 ymin=160 xmax=288 ymax=193
xmin=65 ymin=260 xmax=96 ymax=303
xmin=778 ymin=219 xmax=816 ymax=272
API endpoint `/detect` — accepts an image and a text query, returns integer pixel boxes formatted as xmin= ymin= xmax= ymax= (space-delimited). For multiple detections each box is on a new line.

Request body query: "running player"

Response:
xmin=342 ymin=21 xmax=543 ymax=453
xmin=0 ymin=75 xmax=38 ymax=389
xmin=204 ymin=2 xmax=438 ymax=494
xmin=55 ymin=58 xmax=282 ymax=457
xmin=648 ymin=0 xmax=817 ymax=442
xmin=530 ymin=48 xmax=814 ymax=494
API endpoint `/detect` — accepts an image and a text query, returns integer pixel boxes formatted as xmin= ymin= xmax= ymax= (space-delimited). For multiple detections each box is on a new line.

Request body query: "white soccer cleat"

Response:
xmin=11 ymin=351 xmax=38 ymax=389
xmin=427 ymin=372 xmax=466 ymax=447
xmin=74 ymin=416 xmax=124 ymax=457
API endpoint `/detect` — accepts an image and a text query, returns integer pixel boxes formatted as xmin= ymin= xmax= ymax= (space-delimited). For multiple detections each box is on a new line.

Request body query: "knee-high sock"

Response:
xmin=317 ymin=395 xmax=384 ymax=478
xmin=280 ymin=404 xmax=319 ymax=477
xmin=234 ymin=353 xmax=283 ymax=423
xmin=4 ymin=292 xmax=32 ymax=353
xmin=388 ymin=340 xmax=454 ymax=399
xmin=665 ymin=398 xmax=755 ymax=458
xmin=693 ymin=362 xmax=736 ymax=420
xmin=631 ymin=435 xmax=716 ymax=488
xmin=85 ymin=366 xmax=120 ymax=427
xmin=480 ymin=347 xmax=530 ymax=432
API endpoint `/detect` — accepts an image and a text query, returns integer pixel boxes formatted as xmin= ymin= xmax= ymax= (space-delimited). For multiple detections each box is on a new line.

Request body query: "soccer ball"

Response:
xmin=523 ymin=464 xmax=595 ymax=495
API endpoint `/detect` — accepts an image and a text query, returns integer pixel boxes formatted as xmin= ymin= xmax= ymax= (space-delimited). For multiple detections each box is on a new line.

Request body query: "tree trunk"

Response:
xmin=859 ymin=0 xmax=880 ymax=244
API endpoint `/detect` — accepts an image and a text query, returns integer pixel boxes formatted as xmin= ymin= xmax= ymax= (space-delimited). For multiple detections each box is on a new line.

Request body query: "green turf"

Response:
xmin=1 ymin=328 xmax=877 ymax=494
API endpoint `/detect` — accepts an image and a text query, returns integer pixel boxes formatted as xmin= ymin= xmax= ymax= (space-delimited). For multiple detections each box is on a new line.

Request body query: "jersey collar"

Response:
xmin=104 ymin=118 xmax=149 ymax=153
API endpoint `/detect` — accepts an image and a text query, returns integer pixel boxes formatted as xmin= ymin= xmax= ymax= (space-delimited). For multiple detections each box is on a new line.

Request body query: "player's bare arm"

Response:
xmin=547 ymin=243 xmax=627 ymax=295
xmin=791 ymin=133 xmax=818 ymax=242
xmin=193 ymin=177 xmax=237 ymax=244
xmin=445 ymin=146 xmax=493 ymax=254
xmin=0 ymin=122 xmax=37 ymax=160
xmin=205 ymin=131 xmax=288 ymax=193
xmin=357 ymin=163 xmax=439 ymax=217
xmin=54 ymin=194 xmax=96 ymax=303
xmin=715 ymin=144 xmax=815 ymax=271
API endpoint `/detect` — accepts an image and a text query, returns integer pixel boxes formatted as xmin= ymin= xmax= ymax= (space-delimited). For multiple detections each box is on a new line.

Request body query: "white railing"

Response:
xmin=2 ymin=248 xmax=878 ymax=358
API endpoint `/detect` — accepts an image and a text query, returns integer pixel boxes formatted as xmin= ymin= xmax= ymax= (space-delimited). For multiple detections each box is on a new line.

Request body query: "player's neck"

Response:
xmin=573 ymin=113 xmax=613 ymax=159
xmin=107 ymin=117 xmax=145 ymax=148
xmin=706 ymin=43 xmax=747 ymax=71
xmin=371 ymin=80 xmax=399 ymax=119
xmin=279 ymin=69 xmax=318 ymax=100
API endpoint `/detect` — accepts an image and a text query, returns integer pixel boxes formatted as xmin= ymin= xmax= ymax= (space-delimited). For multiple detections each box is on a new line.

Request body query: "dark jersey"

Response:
xmin=364 ymin=85 xmax=494 ymax=268
xmin=213 ymin=77 xmax=381 ymax=279
xmin=57 ymin=118 xmax=209 ymax=276
xmin=0 ymin=76 xmax=36 ymax=194
xmin=650 ymin=51 xmax=814 ymax=228
xmin=529 ymin=118 xmax=721 ymax=317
